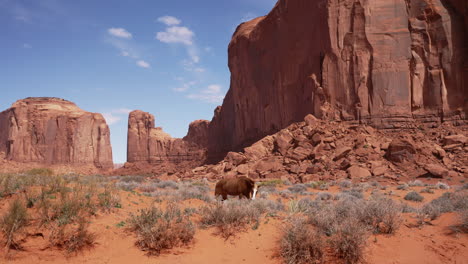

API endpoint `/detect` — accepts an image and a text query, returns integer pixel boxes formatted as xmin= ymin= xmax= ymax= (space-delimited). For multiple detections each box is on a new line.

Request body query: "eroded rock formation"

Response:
xmin=0 ymin=97 xmax=113 ymax=169
xmin=127 ymin=110 xmax=208 ymax=165
xmin=191 ymin=115 xmax=468 ymax=183
xmin=207 ymin=0 xmax=467 ymax=159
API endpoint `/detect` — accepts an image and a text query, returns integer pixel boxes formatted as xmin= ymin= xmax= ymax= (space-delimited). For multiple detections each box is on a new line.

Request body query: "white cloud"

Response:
xmin=187 ymin=84 xmax=225 ymax=104
xmin=108 ymin=27 xmax=132 ymax=39
xmin=173 ymin=81 xmax=197 ymax=93
xmin=106 ymin=37 xmax=139 ymax=59
xmin=182 ymin=60 xmax=205 ymax=72
xmin=102 ymin=108 xmax=134 ymax=125
xmin=203 ymin=84 xmax=221 ymax=94
xmin=22 ymin=43 xmax=32 ymax=49
xmin=156 ymin=26 xmax=194 ymax=45
xmin=157 ymin=16 xmax=181 ymax=26
xmin=136 ymin=60 xmax=151 ymax=68
xmin=102 ymin=113 xmax=121 ymax=125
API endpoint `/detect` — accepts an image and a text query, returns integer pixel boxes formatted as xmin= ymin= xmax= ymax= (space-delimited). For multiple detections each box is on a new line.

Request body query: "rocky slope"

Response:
xmin=0 ymin=97 xmax=113 ymax=169
xmin=126 ymin=110 xmax=208 ymax=167
xmin=207 ymin=0 xmax=468 ymax=160
xmin=190 ymin=115 xmax=467 ymax=183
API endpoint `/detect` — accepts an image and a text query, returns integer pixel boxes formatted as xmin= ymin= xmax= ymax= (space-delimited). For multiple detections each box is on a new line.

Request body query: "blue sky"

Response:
xmin=0 ymin=0 xmax=276 ymax=163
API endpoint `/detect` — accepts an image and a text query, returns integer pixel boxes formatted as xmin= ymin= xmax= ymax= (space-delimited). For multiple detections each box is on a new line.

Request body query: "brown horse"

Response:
xmin=214 ymin=176 xmax=259 ymax=201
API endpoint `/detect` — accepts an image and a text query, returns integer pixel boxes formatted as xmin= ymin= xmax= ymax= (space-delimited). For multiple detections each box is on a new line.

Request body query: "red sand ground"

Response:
xmin=1 ymin=183 xmax=467 ymax=264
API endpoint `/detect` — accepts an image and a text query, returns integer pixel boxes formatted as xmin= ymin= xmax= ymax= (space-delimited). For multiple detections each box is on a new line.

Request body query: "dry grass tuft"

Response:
xmin=127 ymin=203 xmax=195 ymax=255
xmin=280 ymin=219 xmax=324 ymax=264
xmin=0 ymin=199 xmax=28 ymax=250
xmin=200 ymin=200 xmax=261 ymax=239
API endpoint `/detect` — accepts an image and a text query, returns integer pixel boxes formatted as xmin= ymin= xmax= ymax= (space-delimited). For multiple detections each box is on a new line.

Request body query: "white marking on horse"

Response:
xmin=252 ymin=184 xmax=258 ymax=200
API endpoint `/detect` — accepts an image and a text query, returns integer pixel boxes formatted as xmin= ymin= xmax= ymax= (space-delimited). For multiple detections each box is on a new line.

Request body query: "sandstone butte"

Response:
xmin=127 ymin=110 xmax=209 ymax=165
xmin=127 ymin=0 xmax=467 ymax=168
xmin=0 ymin=97 xmax=113 ymax=169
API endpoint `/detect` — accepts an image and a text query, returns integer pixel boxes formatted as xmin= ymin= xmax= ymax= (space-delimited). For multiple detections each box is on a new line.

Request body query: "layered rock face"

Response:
xmin=208 ymin=0 xmax=467 ymax=158
xmin=0 ymin=97 xmax=113 ymax=169
xmin=127 ymin=110 xmax=208 ymax=165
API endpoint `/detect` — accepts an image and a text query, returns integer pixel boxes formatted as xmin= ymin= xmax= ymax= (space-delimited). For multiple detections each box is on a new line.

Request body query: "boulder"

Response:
xmin=304 ymin=114 xmax=318 ymax=126
xmin=424 ymin=164 xmax=449 ymax=178
xmin=274 ymin=130 xmax=294 ymax=155
xmin=385 ymin=139 xmax=417 ymax=163
xmin=244 ymin=136 xmax=275 ymax=160
xmin=225 ymin=152 xmax=247 ymax=166
xmin=288 ymin=146 xmax=313 ymax=161
xmin=443 ymin=135 xmax=466 ymax=146
xmin=333 ymin=147 xmax=352 ymax=161
xmin=347 ymin=166 xmax=371 ymax=179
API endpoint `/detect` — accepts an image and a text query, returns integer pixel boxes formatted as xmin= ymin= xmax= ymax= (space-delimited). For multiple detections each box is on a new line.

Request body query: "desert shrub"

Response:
xmin=118 ymin=175 xmax=147 ymax=183
xmin=138 ymin=183 xmax=159 ymax=193
xmin=416 ymin=191 xmax=466 ymax=224
xmin=306 ymin=181 xmax=328 ymax=190
xmin=341 ymin=189 xmax=364 ymax=199
xmin=250 ymin=198 xmax=284 ymax=214
xmin=316 ymin=192 xmax=333 ymax=201
xmin=420 ymin=188 xmax=434 ymax=194
xmin=404 ymin=191 xmax=424 ymax=202
xmin=339 ymin=180 xmax=352 ymax=189
xmin=397 ymin=184 xmax=409 ymax=190
xmin=199 ymin=200 xmax=260 ymax=239
xmin=258 ymin=179 xmax=283 ymax=187
xmin=0 ymin=174 xmax=19 ymax=198
xmin=0 ymin=199 xmax=28 ymax=250
xmin=418 ymin=203 xmax=441 ymax=222
xmin=455 ymin=209 xmax=468 ymax=233
xmin=257 ymin=185 xmax=277 ymax=199
xmin=98 ymin=185 xmax=121 ymax=211
xmin=359 ymin=197 xmax=402 ymax=234
xmin=436 ymin=182 xmax=450 ymax=190
xmin=287 ymin=200 xmax=303 ymax=214
xmin=408 ymin=180 xmax=424 ymax=187
xmin=175 ymin=184 xmax=212 ymax=202
xmin=288 ymin=184 xmax=308 ymax=193
xmin=49 ymin=217 xmax=95 ymax=254
xmin=280 ymin=219 xmax=324 ymax=264
xmin=127 ymin=203 xmax=195 ymax=255
xmin=115 ymin=181 xmax=140 ymax=191
xmin=282 ymin=179 xmax=293 ymax=186
xmin=355 ymin=182 xmax=371 ymax=192
xmin=418 ymin=191 xmax=468 ymax=222
xmin=154 ymin=180 xmax=179 ymax=189
xmin=330 ymin=219 xmax=367 ymax=264
xmin=318 ymin=183 xmax=329 ymax=190
xmin=26 ymin=168 xmax=54 ymax=176
xmin=400 ymin=203 xmax=417 ymax=213
xmin=279 ymin=190 xmax=293 ymax=199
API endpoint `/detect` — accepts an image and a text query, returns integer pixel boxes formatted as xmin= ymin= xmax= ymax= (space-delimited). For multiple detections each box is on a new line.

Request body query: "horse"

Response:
xmin=214 ymin=176 xmax=259 ymax=201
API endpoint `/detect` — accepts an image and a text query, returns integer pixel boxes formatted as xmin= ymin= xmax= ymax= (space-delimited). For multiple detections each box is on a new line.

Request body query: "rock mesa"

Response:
xmin=0 ymin=97 xmax=113 ymax=169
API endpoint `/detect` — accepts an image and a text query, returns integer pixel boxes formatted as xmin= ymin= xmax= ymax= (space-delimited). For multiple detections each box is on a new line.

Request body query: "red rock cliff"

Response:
xmin=127 ymin=110 xmax=208 ymax=164
xmin=0 ymin=97 xmax=113 ymax=169
xmin=207 ymin=0 xmax=467 ymax=159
